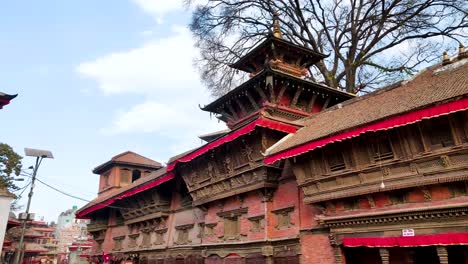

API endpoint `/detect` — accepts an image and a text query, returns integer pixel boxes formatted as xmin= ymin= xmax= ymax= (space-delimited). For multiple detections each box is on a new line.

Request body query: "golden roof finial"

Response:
xmin=459 ymin=43 xmax=467 ymax=59
xmin=273 ymin=12 xmax=283 ymax=39
xmin=442 ymin=50 xmax=450 ymax=65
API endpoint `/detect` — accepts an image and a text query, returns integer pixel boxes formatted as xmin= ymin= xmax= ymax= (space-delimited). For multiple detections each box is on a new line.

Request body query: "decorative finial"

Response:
xmin=442 ymin=51 xmax=450 ymax=65
xmin=459 ymin=43 xmax=467 ymax=59
xmin=272 ymin=12 xmax=283 ymax=39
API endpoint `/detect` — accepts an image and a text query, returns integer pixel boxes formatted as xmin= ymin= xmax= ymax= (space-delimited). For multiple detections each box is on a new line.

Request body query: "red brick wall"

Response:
xmin=300 ymin=233 xmax=336 ymax=264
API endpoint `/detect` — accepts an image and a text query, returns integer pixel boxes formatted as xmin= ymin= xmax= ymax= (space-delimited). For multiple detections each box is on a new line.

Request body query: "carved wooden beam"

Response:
xmin=322 ymin=97 xmax=331 ymax=110
xmin=235 ymin=98 xmax=248 ymax=115
xmin=307 ymin=94 xmax=317 ymax=112
xmin=290 ymin=88 xmax=302 ymax=107
xmin=276 ymin=85 xmax=287 ymax=104
xmin=255 ymin=86 xmax=268 ymax=103
xmin=227 ymin=103 xmax=239 ymax=120
xmin=246 ymin=91 xmax=259 ymax=110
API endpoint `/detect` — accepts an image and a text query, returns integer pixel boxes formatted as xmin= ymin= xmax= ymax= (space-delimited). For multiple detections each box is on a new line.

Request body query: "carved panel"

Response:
xmin=297 ymin=147 xmax=468 ymax=204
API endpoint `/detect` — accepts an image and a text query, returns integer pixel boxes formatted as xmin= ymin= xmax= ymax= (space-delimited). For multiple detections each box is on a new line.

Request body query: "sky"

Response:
xmin=0 ymin=0 xmax=225 ymax=222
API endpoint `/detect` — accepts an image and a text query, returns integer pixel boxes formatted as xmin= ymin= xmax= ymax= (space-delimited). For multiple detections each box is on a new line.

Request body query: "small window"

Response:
xmin=141 ymin=231 xmax=151 ymax=248
xmin=224 ymin=217 xmax=240 ymax=239
xmin=425 ymin=117 xmax=454 ymax=150
xmin=371 ymin=137 xmax=394 ymax=162
xmin=154 ymin=231 xmax=165 ymax=245
xmin=327 ymin=152 xmax=346 ymax=172
xmin=120 ymin=169 xmax=131 ymax=185
xmin=176 ymin=229 xmax=189 ymax=244
xmin=132 ymin=170 xmax=141 ymax=182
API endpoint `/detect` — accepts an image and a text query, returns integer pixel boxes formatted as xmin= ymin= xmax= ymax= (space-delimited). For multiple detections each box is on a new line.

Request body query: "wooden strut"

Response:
xmin=307 ymin=94 xmax=317 ymax=112
xmin=227 ymin=103 xmax=239 ymax=120
xmin=322 ymin=97 xmax=331 ymax=110
xmin=276 ymin=85 xmax=287 ymax=104
xmin=235 ymin=98 xmax=248 ymax=116
xmin=255 ymin=85 xmax=269 ymax=102
xmin=290 ymin=88 xmax=302 ymax=107
xmin=246 ymin=91 xmax=260 ymax=110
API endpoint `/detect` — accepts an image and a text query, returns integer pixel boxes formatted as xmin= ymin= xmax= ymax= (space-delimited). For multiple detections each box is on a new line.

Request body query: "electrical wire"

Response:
xmin=19 ymin=173 xmax=136 ymax=211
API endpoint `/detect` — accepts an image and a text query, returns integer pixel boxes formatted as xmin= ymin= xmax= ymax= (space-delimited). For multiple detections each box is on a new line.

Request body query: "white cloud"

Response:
xmin=132 ymin=0 xmax=184 ymax=22
xmin=77 ymin=26 xmax=225 ymax=155
xmin=77 ymin=27 xmax=198 ymax=95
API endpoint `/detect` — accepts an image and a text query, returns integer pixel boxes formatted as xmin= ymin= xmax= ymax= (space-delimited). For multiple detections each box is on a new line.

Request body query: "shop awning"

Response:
xmin=343 ymin=232 xmax=468 ymax=247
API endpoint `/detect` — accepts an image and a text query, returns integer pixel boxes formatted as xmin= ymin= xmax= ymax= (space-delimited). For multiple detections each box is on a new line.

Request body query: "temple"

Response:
xmin=77 ymin=17 xmax=468 ymax=264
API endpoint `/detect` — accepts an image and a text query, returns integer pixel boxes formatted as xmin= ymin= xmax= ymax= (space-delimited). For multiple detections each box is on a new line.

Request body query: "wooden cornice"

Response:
xmin=321 ymin=203 xmax=468 ymax=228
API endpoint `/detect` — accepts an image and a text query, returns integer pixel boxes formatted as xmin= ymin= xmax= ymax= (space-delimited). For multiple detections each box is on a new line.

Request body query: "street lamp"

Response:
xmin=14 ymin=148 xmax=53 ymax=264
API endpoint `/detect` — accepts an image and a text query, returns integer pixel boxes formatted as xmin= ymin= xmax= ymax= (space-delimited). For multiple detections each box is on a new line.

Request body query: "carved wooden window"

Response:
xmin=140 ymin=231 xmax=151 ymax=248
xmin=390 ymin=191 xmax=407 ymax=205
xmin=204 ymin=223 xmax=216 ymax=236
xmin=175 ymin=224 xmax=193 ymax=245
xmin=272 ymin=206 xmax=294 ymax=229
xmin=120 ymin=169 xmax=131 ymax=186
xmin=127 ymin=234 xmax=139 ymax=248
xmin=273 ymin=255 xmax=299 ymax=264
xmin=112 ymin=236 xmax=124 ymax=251
xmin=154 ymin=229 xmax=166 ymax=245
xmin=371 ymin=137 xmax=394 ymax=162
xmin=327 ymin=152 xmax=346 ymax=172
xmin=424 ymin=117 xmax=454 ymax=150
xmin=132 ymin=170 xmax=141 ymax=182
xmin=248 ymin=215 xmax=264 ymax=232
xmin=224 ymin=217 xmax=240 ymax=239
xmin=102 ymin=171 xmax=111 ymax=187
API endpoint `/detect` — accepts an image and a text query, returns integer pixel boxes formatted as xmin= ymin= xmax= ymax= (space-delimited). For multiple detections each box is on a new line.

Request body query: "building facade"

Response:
xmin=77 ymin=19 xmax=468 ymax=264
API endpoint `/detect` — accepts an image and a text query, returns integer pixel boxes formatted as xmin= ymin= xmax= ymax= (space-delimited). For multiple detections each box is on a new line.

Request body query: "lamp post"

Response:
xmin=14 ymin=148 xmax=53 ymax=264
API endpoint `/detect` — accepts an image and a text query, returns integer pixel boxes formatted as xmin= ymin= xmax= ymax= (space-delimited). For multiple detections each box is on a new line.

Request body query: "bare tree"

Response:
xmin=188 ymin=0 xmax=467 ymax=95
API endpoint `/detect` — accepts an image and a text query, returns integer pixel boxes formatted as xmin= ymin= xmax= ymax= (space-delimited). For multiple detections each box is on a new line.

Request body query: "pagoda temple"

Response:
xmin=77 ymin=16 xmax=468 ymax=264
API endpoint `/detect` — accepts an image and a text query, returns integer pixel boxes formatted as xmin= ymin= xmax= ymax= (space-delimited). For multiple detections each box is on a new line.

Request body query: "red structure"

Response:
xmin=0 ymin=92 xmax=17 ymax=109
xmin=77 ymin=17 xmax=468 ymax=264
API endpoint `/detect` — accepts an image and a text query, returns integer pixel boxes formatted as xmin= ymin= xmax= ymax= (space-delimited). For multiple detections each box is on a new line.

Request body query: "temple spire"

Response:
xmin=273 ymin=12 xmax=283 ymax=39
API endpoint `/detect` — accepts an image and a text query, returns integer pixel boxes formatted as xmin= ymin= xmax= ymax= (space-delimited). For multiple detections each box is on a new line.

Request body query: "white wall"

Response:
xmin=0 ymin=193 xmax=14 ymax=257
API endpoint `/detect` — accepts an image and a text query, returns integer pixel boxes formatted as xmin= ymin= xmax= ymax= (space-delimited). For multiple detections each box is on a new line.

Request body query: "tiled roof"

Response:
xmin=92 ymin=151 xmax=162 ymax=174
xmin=269 ymin=58 xmax=468 ymax=155
xmin=77 ymin=168 xmax=168 ymax=214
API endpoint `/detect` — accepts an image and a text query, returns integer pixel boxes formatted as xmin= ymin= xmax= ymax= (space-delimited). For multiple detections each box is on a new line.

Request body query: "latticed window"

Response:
xmin=224 ymin=217 xmax=240 ymax=239
xmin=424 ymin=117 xmax=454 ymax=150
xmin=154 ymin=231 xmax=165 ymax=245
xmin=141 ymin=231 xmax=151 ymax=248
xmin=120 ymin=169 xmax=131 ymax=186
xmin=112 ymin=237 xmax=124 ymax=251
xmin=176 ymin=229 xmax=189 ymax=244
xmin=371 ymin=136 xmax=394 ymax=162
xmin=327 ymin=152 xmax=346 ymax=172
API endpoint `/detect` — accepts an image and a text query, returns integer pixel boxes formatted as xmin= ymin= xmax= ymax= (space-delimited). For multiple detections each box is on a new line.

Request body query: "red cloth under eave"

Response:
xmin=166 ymin=118 xmax=298 ymax=172
xmin=343 ymin=232 xmax=468 ymax=247
xmin=265 ymin=97 xmax=468 ymax=164
xmin=75 ymin=172 xmax=174 ymax=218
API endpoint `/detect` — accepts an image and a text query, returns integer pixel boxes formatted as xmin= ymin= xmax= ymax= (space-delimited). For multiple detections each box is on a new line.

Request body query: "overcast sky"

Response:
xmin=0 ymin=0 xmax=225 ymax=222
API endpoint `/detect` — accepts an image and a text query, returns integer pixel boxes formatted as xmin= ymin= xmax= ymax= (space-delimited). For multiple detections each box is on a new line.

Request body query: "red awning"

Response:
xmin=343 ymin=232 xmax=468 ymax=247
xmin=265 ymin=97 xmax=468 ymax=164
xmin=167 ymin=118 xmax=298 ymax=172
xmin=76 ymin=172 xmax=174 ymax=218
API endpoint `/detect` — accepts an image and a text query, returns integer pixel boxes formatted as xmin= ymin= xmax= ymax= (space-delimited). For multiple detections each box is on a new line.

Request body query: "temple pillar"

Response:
xmin=379 ymin=248 xmax=389 ymax=264
xmin=436 ymin=246 xmax=448 ymax=264
xmin=333 ymin=246 xmax=344 ymax=264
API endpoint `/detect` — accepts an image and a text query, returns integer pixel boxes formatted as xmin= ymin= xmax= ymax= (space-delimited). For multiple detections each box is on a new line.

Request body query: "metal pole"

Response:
xmin=14 ymin=157 xmax=41 ymax=264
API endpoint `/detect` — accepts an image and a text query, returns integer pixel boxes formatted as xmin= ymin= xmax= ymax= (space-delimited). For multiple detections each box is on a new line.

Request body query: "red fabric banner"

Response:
xmin=167 ymin=118 xmax=298 ymax=172
xmin=265 ymin=97 xmax=468 ymax=164
xmin=76 ymin=172 xmax=174 ymax=218
xmin=343 ymin=232 xmax=468 ymax=247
